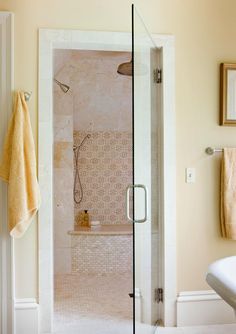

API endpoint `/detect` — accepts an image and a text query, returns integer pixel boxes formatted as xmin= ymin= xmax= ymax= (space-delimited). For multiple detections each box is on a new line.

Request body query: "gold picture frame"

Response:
xmin=220 ymin=63 xmax=236 ymax=126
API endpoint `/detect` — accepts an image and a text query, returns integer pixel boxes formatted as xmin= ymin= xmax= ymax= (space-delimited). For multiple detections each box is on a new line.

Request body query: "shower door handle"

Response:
xmin=126 ymin=184 xmax=147 ymax=223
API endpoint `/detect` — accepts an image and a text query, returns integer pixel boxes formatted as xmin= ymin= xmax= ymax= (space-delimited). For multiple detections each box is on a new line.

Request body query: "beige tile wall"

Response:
xmin=53 ymin=49 xmax=132 ymax=275
xmin=70 ymin=50 xmax=132 ymax=132
xmin=53 ymin=85 xmax=74 ymax=274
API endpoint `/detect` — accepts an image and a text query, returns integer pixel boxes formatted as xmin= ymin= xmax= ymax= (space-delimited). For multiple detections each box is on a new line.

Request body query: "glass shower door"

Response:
xmin=132 ymin=4 xmax=160 ymax=334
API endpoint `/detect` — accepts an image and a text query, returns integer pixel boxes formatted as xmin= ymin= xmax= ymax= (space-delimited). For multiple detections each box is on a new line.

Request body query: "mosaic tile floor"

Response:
xmin=53 ymin=273 xmax=236 ymax=334
xmin=53 ymin=272 xmax=133 ymax=334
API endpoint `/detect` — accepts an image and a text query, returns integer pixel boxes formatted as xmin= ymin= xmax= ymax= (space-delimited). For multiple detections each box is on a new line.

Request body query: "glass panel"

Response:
xmin=132 ymin=4 xmax=160 ymax=334
xmin=52 ymin=48 xmax=133 ymax=334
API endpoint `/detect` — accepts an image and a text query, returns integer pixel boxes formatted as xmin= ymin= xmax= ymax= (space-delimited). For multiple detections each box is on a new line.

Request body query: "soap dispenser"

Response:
xmin=83 ymin=210 xmax=90 ymax=227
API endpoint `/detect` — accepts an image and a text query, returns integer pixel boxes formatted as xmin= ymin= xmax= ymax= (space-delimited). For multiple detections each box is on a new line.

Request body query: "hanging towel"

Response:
xmin=220 ymin=148 xmax=236 ymax=240
xmin=0 ymin=92 xmax=40 ymax=238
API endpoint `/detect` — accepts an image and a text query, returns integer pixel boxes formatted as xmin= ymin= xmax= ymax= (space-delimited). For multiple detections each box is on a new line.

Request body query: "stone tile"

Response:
xmin=54 ymin=115 xmax=73 ymax=142
xmin=71 ymin=234 xmax=132 ymax=275
xmin=54 ymin=142 xmax=73 ymax=169
xmin=53 ymin=272 xmax=132 ymax=333
xmin=54 ymin=222 xmax=72 ymax=248
xmin=53 ymin=90 xmax=73 ymax=116
xmin=73 ymin=131 xmax=132 ymax=225
xmin=69 ymin=50 xmax=132 ymax=132
xmin=53 ymin=168 xmax=73 ymax=195
xmin=54 ymin=248 xmax=71 ymax=274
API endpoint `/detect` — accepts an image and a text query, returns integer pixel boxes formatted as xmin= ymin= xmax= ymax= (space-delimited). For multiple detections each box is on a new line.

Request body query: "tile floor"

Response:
xmin=54 ymin=272 xmax=133 ymax=334
xmin=53 ymin=273 xmax=236 ymax=334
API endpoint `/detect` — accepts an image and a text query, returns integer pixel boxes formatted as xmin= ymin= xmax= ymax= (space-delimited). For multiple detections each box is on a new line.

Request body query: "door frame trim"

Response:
xmin=158 ymin=34 xmax=176 ymax=326
xmin=38 ymin=29 xmax=176 ymax=331
xmin=0 ymin=11 xmax=15 ymax=334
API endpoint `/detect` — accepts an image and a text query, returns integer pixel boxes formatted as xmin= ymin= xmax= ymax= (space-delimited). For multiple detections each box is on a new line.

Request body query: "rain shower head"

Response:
xmin=54 ymin=78 xmax=70 ymax=93
xmin=117 ymin=60 xmax=149 ymax=77
xmin=117 ymin=60 xmax=132 ymax=76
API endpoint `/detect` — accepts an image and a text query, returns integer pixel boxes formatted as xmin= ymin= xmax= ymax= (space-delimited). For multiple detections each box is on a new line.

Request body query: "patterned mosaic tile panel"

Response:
xmin=71 ymin=234 xmax=133 ymax=274
xmin=73 ymin=131 xmax=132 ymax=225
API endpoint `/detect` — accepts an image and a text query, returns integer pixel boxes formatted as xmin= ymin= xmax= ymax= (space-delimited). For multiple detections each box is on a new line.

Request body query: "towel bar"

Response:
xmin=205 ymin=147 xmax=223 ymax=155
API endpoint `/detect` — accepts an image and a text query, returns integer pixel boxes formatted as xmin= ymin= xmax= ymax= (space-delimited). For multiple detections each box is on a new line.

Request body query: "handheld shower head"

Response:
xmin=73 ymin=134 xmax=91 ymax=152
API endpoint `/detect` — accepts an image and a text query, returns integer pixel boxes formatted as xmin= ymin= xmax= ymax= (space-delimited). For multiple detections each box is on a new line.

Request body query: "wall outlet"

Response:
xmin=185 ymin=168 xmax=196 ymax=183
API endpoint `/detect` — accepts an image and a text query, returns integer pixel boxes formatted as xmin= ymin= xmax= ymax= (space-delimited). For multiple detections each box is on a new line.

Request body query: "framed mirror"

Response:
xmin=220 ymin=63 xmax=236 ymax=125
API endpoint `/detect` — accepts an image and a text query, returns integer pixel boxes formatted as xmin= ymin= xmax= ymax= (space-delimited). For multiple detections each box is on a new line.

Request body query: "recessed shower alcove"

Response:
xmin=53 ymin=49 xmax=133 ymax=332
xmin=38 ymin=28 xmax=175 ymax=334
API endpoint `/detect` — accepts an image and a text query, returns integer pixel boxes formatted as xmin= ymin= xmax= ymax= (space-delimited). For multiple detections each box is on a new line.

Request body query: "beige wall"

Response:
xmin=1 ymin=0 xmax=236 ymax=298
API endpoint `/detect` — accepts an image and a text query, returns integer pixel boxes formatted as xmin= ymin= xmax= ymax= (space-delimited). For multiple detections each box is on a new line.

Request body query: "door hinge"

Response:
xmin=155 ymin=288 xmax=163 ymax=303
xmin=153 ymin=68 xmax=162 ymax=84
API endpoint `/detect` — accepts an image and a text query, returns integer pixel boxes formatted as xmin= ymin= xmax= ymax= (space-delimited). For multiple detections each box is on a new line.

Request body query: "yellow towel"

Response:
xmin=0 ymin=92 xmax=40 ymax=238
xmin=221 ymin=148 xmax=236 ymax=240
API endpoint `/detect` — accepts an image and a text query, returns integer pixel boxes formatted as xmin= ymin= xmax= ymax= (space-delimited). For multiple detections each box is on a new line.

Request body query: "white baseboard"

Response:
xmin=15 ymin=290 xmax=234 ymax=332
xmin=177 ymin=290 xmax=235 ymax=326
xmin=15 ymin=298 xmax=39 ymax=334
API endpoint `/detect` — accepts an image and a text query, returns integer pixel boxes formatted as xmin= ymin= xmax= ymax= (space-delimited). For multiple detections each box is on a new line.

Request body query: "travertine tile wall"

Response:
xmin=53 ymin=84 xmax=74 ymax=274
xmin=54 ymin=49 xmax=132 ymax=134
xmin=74 ymin=130 xmax=132 ymax=225
xmin=70 ymin=50 xmax=132 ymax=132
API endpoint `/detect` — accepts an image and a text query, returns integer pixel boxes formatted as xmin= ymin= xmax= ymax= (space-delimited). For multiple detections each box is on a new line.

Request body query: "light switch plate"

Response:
xmin=186 ymin=168 xmax=195 ymax=183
